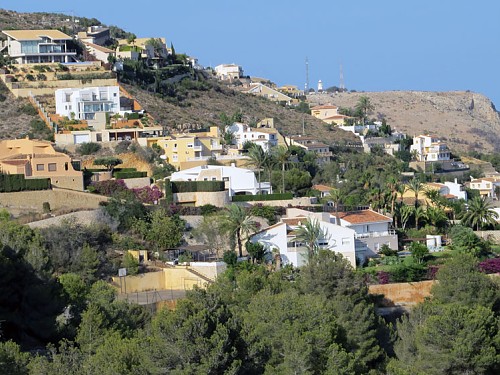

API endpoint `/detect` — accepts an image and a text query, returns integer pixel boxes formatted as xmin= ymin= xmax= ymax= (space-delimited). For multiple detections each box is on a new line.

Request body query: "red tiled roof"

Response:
xmin=337 ymin=210 xmax=392 ymax=224
xmin=312 ymin=184 xmax=333 ymax=192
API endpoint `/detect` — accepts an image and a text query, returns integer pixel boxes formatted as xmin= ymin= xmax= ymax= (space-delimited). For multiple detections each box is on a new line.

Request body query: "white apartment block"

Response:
xmin=410 ymin=135 xmax=451 ymax=162
xmin=227 ymin=122 xmax=278 ymax=152
xmin=55 ymin=86 xmax=120 ymax=121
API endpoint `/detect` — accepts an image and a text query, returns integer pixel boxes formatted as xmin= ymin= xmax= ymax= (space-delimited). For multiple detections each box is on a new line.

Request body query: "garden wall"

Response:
xmin=368 ymin=280 xmax=435 ymax=306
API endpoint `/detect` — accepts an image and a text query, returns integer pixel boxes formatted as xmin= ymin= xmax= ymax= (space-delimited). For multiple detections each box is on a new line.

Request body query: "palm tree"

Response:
xmin=414 ymin=206 xmax=427 ymax=230
xmin=246 ymin=145 xmax=267 ymax=194
xmin=423 ymin=188 xmax=443 ymax=208
xmin=224 ymin=204 xmax=258 ymax=257
xmin=425 ymin=206 xmax=448 ymax=229
xmin=400 ymin=204 xmax=413 ymax=230
xmin=328 ymin=188 xmax=345 ymax=225
xmin=273 ymin=145 xmax=290 ymax=193
xmin=386 ymin=177 xmax=400 ymax=215
xmin=355 ymin=96 xmax=374 ymax=125
xmin=461 ymin=196 xmax=499 ymax=231
xmin=262 ymin=151 xmax=275 ymax=194
xmin=407 ymin=178 xmax=423 ymax=208
xmin=294 ymin=218 xmax=328 ymax=259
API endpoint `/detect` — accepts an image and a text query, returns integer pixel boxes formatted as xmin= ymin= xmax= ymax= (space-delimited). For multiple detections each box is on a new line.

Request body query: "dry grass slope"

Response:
xmin=125 ymin=82 xmax=360 ymax=146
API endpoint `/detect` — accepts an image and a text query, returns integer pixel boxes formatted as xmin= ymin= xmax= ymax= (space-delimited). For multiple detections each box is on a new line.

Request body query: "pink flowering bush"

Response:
xmin=479 ymin=258 xmax=500 ymax=274
xmin=377 ymin=271 xmax=390 ymax=284
xmin=89 ymin=179 xmax=128 ymax=196
xmin=132 ymin=185 xmax=163 ymax=204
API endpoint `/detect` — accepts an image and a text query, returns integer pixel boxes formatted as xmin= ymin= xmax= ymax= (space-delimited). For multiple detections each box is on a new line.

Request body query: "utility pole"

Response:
xmin=305 ymin=57 xmax=309 ymax=93
xmin=339 ymin=63 xmax=345 ymax=92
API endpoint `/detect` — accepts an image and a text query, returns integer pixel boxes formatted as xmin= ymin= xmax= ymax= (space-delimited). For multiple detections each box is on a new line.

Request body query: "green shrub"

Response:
xmin=76 ymin=142 xmax=102 ymax=155
xmin=19 ymin=103 xmax=37 ymax=116
xmin=232 ymin=193 xmax=293 ymax=202
xmin=0 ymin=174 xmax=50 ymax=192
xmin=113 ymin=171 xmax=147 ymax=179
xmin=171 ymin=180 xmax=225 ymax=193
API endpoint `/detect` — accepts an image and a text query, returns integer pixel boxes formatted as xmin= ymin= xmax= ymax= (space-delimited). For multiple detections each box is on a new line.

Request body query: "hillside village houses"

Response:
xmin=214 ymin=63 xmax=243 ymax=81
xmin=250 ymin=207 xmax=398 ymax=269
xmin=0 ymin=29 xmax=77 ymax=64
xmin=243 ymin=83 xmax=294 ymax=105
xmin=410 ymin=134 xmax=451 ymax=162
xmin=311 ymin=104 xmax=352 ymax=125
xmin=466 ymin=177 xmax=500 ymax=199
xmin=0 ymin=138 xmax=83 ymax=190
xmin=82 ymin=41 xmax=115 ymax=64
xmin=285 ymin=135 xmax=333 ymax=164
xmin=76 ymin=26 xmax=111 ymax=46
xmin=227 ymin=122 xmax=279 ymax=152
xmin=116 ymin=37 xmax=169 ymax=68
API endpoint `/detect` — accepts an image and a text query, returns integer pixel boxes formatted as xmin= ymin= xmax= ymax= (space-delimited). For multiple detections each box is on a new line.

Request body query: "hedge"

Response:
xmin=232 ymin=193 xmax=293 ymax=202
xmin=0 ymin=174 xmax=50 ymax=192
xmin=171 ymin=181 xmax=225 ymax=193
xmin=114 ymin=171 xmax=147 ymax=179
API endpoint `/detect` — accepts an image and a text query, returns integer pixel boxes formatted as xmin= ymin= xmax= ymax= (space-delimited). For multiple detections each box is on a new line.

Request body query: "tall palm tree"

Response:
xmin=386 ymin=177 xmax=400 ymax=215
xmin=400 ymin=204 xmax=413 ymax=230
xmin=246 ymin=145 xmax=267 ymax=194
xmin=423 ymin=188 xmax=443 ymax=208
xmin=295 ymin=218 xmax=328 ymax=259
xmin=262 ymin=151 xmax=275 ymax=194
xmin=414 ymin=206 xmax=427 ymax=230
xmin=224 ymin=204 xmax=258 ymax=257
xmin=425 ymin=206 xmax=448 ymax=229
xmin=407 ymin=178 xmax=423 ymax=208
xmin=273 ymin=145 xmax=290 ymax=193
xmin=355 ymin=96 xmax=374 ymax=125
xmin=461 ymin=196 xmax=499 ymax=231
xmin=328 ymin=188 xmax=345 ymax=225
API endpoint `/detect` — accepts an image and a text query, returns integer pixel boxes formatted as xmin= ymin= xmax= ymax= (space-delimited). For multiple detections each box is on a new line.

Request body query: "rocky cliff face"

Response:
xmin=308 ymin=91 xmax=500 ymax=153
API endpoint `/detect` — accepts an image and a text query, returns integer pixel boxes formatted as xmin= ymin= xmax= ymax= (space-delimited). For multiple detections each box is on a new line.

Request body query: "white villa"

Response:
xmin=251 ymin=211 xmax=357 ymax=268
xmin=170 ymin=164 xmax=271 ymax=196
xmin=55 ymin=86 xmax=120 ymax=121
xmin=410 ymin=134 xmax=451 ymax=162
xmin=227 ymin=122 xmax=278 ymax=152
xmin=1 ymin=29 xmax=77 ymax=64
xmin=467 ymin=177 xmax=500 ymax=199
xmin=214 ymin=64 xmax=243 ymax=81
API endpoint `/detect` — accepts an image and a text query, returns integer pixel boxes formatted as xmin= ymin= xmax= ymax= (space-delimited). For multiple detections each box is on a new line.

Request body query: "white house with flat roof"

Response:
xmin=214 ymin=64 xmax=243 ymax=80
xmin=170 ymin=165 xmax=271 ymax=196
xmin=55 ymin=86 xmax=120 ymax=121
xmin=1 ymin=29 xmax=77 ymax=64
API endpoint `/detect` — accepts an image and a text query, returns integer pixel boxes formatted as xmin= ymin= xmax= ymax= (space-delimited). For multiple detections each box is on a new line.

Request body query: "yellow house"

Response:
xmin=0 ymin=138 xmax=83 ymax=190
xmin=278 ymin=85 xmax=303 ymax=97
xmin=311 ymin=104 xmax=352 ymax=125
xmin=145 ymin=127 xmax=223 ymax=169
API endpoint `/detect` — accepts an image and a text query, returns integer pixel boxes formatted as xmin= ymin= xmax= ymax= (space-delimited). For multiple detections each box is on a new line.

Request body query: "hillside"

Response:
xmin=124 ymin=81 xmax=359 ymax=145
xmin=308 ymin=91 xmax=500 ymax=154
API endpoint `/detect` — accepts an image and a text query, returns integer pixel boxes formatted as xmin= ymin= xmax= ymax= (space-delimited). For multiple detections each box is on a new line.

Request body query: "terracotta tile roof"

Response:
xmin=281 ymin=216 xmax=308 ymax=226
xmin=324 ymin=115 xmax=351 ymax=119
xmin=0 ymin=159 xmax=28 ymax=166
xmin=312 ymin=184 xmax=333 ymax=192
xmin=425 ymin=182 xmax=445 ymax=189
xmin=337 ymin=210 xmax=392 ymax=224
xmin=443 ymin=194 xmax=457 ymax=199
xmin=311 ymin=105 xmax=338 ymax=110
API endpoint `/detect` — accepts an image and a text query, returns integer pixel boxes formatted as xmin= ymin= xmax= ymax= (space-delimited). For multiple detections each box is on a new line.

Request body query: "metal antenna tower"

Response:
xmin=305 ymin=57 xmax=309 ymax=93
xmin=339 ymin=63 xmax=345 ymax=91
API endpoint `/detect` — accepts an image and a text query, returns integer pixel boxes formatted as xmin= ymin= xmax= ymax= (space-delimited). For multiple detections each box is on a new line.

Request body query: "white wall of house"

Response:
xmin=55 ymin=86 xmax=120 ymax=120
xmin=214 ymin=64 xmax=242 ymax=80
xmin=170 ymin=165 xmax=271 ymax=196
xmin=227 ymin=123 xmax=278 ymax=152
xmin=443 ymin=180 xmax=467 ymax=200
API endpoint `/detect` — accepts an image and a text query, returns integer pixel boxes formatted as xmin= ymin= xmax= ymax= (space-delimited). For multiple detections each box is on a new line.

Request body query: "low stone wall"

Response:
xmin=0 ymin=188 xmax=107 ymax=214
xmin=174 ymin=190 xmax=230 ymax=207
xmin=368 ymin=280 xmax=435 ymax=306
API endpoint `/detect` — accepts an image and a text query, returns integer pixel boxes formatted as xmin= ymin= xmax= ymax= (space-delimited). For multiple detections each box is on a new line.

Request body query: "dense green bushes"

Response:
xmin=113 ymin=170 xmax=147 ymax=179
xmin=0 ymin=174 xmax=50 ymax=192
xmin=232 ymin=193 xmax=293 ymax=202
xmin=171 ymin=180 xmax=225 ymax=193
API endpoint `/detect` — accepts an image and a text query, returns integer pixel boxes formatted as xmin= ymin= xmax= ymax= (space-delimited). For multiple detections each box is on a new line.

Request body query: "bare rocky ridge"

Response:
xmin=308 ymin=91 xmax=500 ymax=153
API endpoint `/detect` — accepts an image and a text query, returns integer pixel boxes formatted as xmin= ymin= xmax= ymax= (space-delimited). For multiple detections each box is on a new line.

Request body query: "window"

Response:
xmin=342 ymin=238 xmax=350 ymax=245
xmin=48 ymin=163 xmax=57 ymax=172
xmin=212 ymin=177 xmax=216 ymax=181
xmin=203 ymin=178 xmax=208 ymax=181
xmin=223 ymin=177 xmax=229 ymax=182
xmin=187 ymin=144 xmax=193 ymax=148
xmin=36 ymin=164 xmax=44 ymax=171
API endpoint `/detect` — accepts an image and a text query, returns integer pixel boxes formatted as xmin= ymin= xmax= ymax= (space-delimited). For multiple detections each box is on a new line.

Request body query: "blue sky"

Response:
xmin=2 ymin=0 xmax=500 ymax=105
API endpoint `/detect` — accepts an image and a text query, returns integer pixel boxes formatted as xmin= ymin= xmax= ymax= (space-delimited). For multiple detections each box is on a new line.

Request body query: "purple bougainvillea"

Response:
xmin=132 ymin=185 xmax=163 ymax=204
xmin=377 ymin=271 xmax=390 ymax=284
xmin=479 ymin=258 xmax=500 ymax=274
xmin=90 ymin=179 xmax=128 ymax=196
xmin=427 ymin=265 xmax=440 ymax=280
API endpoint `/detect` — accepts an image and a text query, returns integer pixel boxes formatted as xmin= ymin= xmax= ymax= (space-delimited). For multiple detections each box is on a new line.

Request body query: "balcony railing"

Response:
xmin=354 ymin=230 xmax=396 ymax=239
